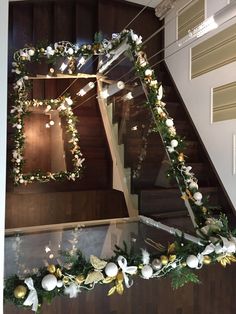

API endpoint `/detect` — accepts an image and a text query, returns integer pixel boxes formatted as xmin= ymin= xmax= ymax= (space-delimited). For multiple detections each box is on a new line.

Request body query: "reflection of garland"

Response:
xmin=10 ymin=96 xmax=84 ymax=185
xmin=5 ymin=30 xmax=236 ymax=312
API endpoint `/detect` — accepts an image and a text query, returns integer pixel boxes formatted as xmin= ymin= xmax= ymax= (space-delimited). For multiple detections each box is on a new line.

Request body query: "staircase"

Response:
xmin=109 ymin=63 xmax=235 ymax=228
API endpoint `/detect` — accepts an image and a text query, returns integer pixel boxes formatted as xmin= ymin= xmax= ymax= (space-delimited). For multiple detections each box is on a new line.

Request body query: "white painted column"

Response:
xmin=0 ymin=0 xmax=8 ymax=312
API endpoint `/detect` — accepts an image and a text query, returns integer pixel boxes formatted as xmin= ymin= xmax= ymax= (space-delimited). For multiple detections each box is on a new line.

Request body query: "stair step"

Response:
xmin=132 ymin=161 xmax=213 ymax=191
xmin=139 ymin=187 xmax=219 ymax=214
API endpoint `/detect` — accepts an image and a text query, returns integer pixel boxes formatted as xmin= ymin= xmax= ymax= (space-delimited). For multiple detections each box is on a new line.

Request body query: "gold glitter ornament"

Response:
xmin=63 ymin=276 xmax=70 ymax=284
xmin=14 ymin=285 xmax=27 ymax=299
xmin=203 ymin=256 xmax=212 ymax=265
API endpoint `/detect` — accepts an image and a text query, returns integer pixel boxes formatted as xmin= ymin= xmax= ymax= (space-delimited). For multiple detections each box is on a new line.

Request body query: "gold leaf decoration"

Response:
xmin=84 ymin=271 xmax=104 ymax=285
xmin=217 ymin=254 xmax=236 ymax=267
xmin=90 ymin=255 xmax=107 ymax=270
xmin=107 ymin=286 xmax=116 ymax=296
xmin=103 ymin=276 xmax=116 ymax=284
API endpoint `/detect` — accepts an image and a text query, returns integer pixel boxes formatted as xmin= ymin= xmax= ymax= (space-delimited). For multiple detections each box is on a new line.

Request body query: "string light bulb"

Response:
xmin=77 ymin=56 xmax=87 ymax=70
xmin=76 ymin=82 xmax=95 ymax=96
xmin=100 ymin=81 xmax=125 ymax=99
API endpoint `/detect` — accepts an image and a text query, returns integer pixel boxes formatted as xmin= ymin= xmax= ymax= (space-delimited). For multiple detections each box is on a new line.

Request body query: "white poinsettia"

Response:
xmin=130 ymin=30 xmax=142 ymax=45
xmin=141 ymin=249 xmax=150 ymax=265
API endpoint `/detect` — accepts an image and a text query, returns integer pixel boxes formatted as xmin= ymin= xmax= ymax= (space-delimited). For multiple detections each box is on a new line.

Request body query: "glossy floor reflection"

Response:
xmin=4 ymin=220 xmax=236 ymax=314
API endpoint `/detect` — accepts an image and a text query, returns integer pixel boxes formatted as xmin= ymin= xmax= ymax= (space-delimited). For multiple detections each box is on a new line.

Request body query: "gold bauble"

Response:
xmin=203 ymin=256 xmax=212 ymax=265
xmin=201 ymin=207 xmax=208 ymax=214
xmin=14 ymin=285 xmax=27 ymax=299
xmin=160 ymin=112 xmax=166 ymax=119
xmin=169 ymin=255 xmax=176 ymax=263
xmin=63 ymin=276 xmax=69 ymax=284
xmin=160 ymin=255 xmax=169 ymax=265
xmin=178 ymin=153 xmax=184 ymax=162
xmin=47 ymin=264 xmax=56 ymax=274
xmin=181 ymin=262 xmax=187 ymax=267
xmin=75 ymin=275 xmax=85 ymax=285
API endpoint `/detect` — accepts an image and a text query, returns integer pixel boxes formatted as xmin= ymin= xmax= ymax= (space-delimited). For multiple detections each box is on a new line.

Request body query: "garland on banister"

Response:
xmin=5 ymin=30 xmax=236 ymax=312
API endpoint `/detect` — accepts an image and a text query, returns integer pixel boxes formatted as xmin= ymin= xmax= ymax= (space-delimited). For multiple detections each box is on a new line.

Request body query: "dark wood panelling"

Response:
xmin=33 ymin=3 xmax=54 ymax=43
xmin=5 ymin=190 xmax=127 ymax=228
xmin=53 ymin=2 xmax=76 ymax=42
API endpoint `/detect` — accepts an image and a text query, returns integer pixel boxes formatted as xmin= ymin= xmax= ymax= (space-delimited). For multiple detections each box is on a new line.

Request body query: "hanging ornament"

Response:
xmin=151 ymin=258 xmax=162 ymax=270
xmin=141 ymin=265 xmax=153 ymax=279
xmin=193 ymin=192 xmax=202 ymax=201
xmin=186 ymin=255 xmax=199 ymax=268
xmin=160 ymin=255 xmax=169 ymax=266
xmin=41 ymin=274 xmax=57 ymax=291
xmin=14 ymin=285 xmax=27 ymax=299
xmin=105 ymin=262 xmax=119 ymax=277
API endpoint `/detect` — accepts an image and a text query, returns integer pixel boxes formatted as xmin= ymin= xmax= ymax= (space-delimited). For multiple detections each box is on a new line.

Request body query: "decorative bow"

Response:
xmin=23 ymin=278 xmax=39 ymax=312
xmin=117 ymin=256 xmax=137 ymax=288
xmin=200 ymin=236 xmax=236 ymax=267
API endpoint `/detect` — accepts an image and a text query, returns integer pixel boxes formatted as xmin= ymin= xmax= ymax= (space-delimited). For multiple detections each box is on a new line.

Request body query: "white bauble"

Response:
xmin=151 ymin=258 xmax=162 ymax=271
xmin=41 ymin=274 xmax=57 ymax=291
xmin=28 ymin=49 xmax=35 ymax=56
xmin=165 ymin=119 xmax=174 ymax=127
xmin=189 ymin=181 xmax=198 ymax=190
xmin=57 ymin=280 xmax=63 ymax=288
xmin=186 ymin=255 xmax=199 ymax=269
xmin=145 ymin=69 xmax=152 ymax=76
xmin=104 ymin=262 xmax=118 ymax=277
xmin=67 ymin=48 xmax=74 ymax=55
xmin=141 ymin=265 xmax=153 ymax=279
xmin=193 ymin=192 xmax=202 ymax=201
xmin=170 ymin=139 xmax=178 ymax=148
xmin=16 ymin=124 xmax=22 ymax=129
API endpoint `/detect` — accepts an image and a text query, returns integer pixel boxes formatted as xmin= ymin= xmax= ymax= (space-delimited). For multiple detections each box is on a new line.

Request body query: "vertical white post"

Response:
xmin=0 ymin=0 xmax=8 ymax=312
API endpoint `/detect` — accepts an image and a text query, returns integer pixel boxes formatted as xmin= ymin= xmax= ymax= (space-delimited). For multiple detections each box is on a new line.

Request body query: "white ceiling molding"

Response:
xmin=155 ymin=0 xmax=178 ymax=19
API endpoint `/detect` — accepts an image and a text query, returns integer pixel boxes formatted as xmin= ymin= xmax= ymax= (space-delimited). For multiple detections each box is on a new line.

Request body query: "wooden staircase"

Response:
xmin=109 ymin=64 xmax=234 ymax=225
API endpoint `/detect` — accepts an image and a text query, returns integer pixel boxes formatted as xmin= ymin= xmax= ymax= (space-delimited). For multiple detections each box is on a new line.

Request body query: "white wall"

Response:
xmin=164 ymin=0 xmax=236 ymax=210
xmin=0 ymin=0 xmax=8 ymax=312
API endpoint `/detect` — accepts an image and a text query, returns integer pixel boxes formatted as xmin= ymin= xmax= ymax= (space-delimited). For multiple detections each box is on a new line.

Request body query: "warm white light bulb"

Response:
xmin=49 ymin=120 xmax=55 ymax=126
xmin=45 ymin=123 xmax=50 ymax=128
xmin=60 ymin=62 xmax=68 ymax=72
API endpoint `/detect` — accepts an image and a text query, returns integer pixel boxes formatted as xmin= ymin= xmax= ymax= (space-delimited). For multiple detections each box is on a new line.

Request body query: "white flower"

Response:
xmin=169 ymin=126 xmax=176 ymax=136
xmin=167 ymin=146 xmax=175 ymax=153
xmin=130 ymin=30 xmax=142 ymax=45
xmin=65 ymin=97 xmax=73 ymax=106
xmin=149 ymin=80 xmax=158 ymax=87
xmin=141 ymin=249 xmax=150 ymax=265
xmin=15 ymin=69 xmax=21 ymax=75
xmin=46 ymin=46 xmax=54 ymax=57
